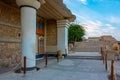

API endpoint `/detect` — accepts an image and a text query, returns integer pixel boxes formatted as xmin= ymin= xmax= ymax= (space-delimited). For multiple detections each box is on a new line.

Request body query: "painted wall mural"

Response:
xmin=36 ymin=21 xmax=44 ymax=56
xmin=36 ymin=21 xmax=44 ymax=35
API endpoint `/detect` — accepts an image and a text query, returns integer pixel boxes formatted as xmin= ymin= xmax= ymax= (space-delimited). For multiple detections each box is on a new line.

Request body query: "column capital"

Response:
xmin=57 ymin=20 xmax=70 ymax=28
xmin=16 ymin=0 xmax=40 ymax=9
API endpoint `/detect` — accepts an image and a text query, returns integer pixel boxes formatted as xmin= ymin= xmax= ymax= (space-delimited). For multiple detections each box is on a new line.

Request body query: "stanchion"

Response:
xmin=110 ymin=60 xmax=114 ymax=80
xmin=100 ymin=47 xmax=102 ymax=54
xmin=45 ymin=53 xmax=48 ymax=67
xmin=101 ymin=47 xmax=103 ymax=59
xmin=101 ymin=47 xmax=104 ymax=64
xmin=24 ymin=56 xmax=26 ymax=75
xmin=105 ymin=54 xmax=108 ymax=71
xmin=103 ymin=53 xmax=105 ymax=64
xmin=57 ymin=51 xmax=59 ymax=62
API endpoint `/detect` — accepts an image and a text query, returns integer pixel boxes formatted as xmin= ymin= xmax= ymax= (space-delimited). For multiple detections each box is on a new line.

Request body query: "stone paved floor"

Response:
xmin=68 ymin=52 xmax=101 ymax=57
xmin=0 ymin=58 xmax=109 ymax=80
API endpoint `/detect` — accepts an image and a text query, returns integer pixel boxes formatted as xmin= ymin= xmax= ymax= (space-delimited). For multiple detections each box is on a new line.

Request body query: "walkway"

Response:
xmin=0 ymin=52 xmax=109 ymax=80
xmin=68 ymin=52 xmax=101 ymax=56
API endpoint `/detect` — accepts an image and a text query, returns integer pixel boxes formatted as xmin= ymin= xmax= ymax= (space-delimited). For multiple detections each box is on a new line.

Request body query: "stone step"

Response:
xmin=72 ymin=42 xmax=103 ymax=52
xmin=66 ymin=56 xmax=102 ymax=60
xmin=72 ymin=46 xmax=101 ymax=52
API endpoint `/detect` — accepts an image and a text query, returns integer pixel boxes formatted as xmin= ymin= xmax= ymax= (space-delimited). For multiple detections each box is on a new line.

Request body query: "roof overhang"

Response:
xmin=1 ymin=0 xmax=76 ymax=22
xmin=37 ymin=0 xmax=76 ymax=22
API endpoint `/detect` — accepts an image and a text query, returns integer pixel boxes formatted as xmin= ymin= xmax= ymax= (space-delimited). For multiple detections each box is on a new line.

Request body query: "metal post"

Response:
xmin=100 ymin=47 xmax=104 ymax=64
xmin=105 ymin=54 xmax=108 ymax=71
xmin=103 ymin=53 xmax=105 ymax=64
xmin=24 ymin=56 xmax=26 ymax=74
xmin=101 ymin=47 xmax=102 ymax=59
xmin=57 ymin=51 xmax=59 ymax=62
xmin=101 ymin=47 xmax=102 ymax=54
xmin=110 ymin=60 xmax=114 ymax=80
xmin=45 ymin=53 xmax=48 ymax=67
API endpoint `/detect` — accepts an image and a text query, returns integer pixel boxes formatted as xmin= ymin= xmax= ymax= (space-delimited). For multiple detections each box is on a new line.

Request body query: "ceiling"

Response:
xmin=1 ymin=0 xmax=75 ymax=22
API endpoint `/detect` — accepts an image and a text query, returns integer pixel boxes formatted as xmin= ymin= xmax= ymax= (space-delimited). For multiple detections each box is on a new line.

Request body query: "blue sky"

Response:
xmin=64 ymin=0 xmax=120 ymax=41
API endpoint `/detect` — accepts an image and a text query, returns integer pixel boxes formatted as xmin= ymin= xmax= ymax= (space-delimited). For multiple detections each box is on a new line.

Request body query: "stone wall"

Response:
xmin=101 ymin=36 xmax=116 ymax=42
xmin=46 ymin=20 xmax=57 ymax=52
xmin=0 ymin=24 xmax=20 ymax=40
xmin=0 ymin=1 xmax=21 ymax=68
xmin=0 ymin=43 xmax=21 ymax=67
xmin=0 ymin=1 xmax=20 ymax=27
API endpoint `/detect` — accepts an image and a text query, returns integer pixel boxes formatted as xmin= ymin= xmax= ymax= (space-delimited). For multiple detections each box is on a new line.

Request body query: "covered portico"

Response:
xmin=0 ymin=0 xmax=75 ymax=70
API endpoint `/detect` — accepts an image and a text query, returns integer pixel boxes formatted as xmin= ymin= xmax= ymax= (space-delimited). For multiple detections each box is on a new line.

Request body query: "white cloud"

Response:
xmin=73 ymin=12 xmax=120 ymax=40
xmin=105 ymin=24 xmax=116 ymax=30
xmin=110 ymin=16 xmax=120 ymax=24
xmin=79 ymin=20 xmax=103 ymax=37
xmin=93 ymin=0 xmax=103 ymax=2
xmin=64 ymin=0 xmax=120 ymax=40
xmin=106 ymin=24 xmax=111 ymax=27
xmin=74 ymin=12 xmax=101 ymax=34
xmin=79 ymin=0 xmax=87 ymax=5
xmin=81 ymin=20 xmax=120 ymax=40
